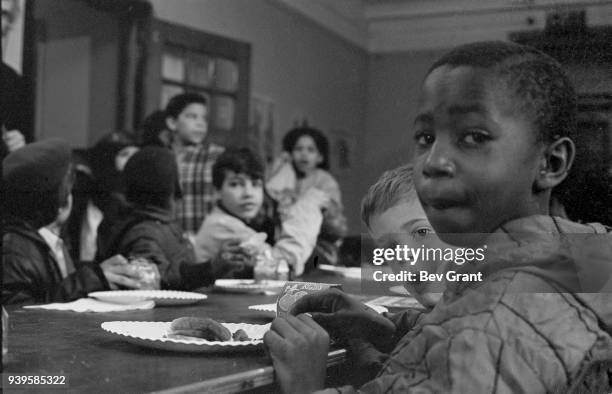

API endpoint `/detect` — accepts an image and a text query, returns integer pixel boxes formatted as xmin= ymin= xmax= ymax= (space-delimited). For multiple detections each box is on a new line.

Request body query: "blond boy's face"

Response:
xmin=369 ymin=200 xmax=431 ymax=249
xmin=369 ymin=199 xmax=449 ymax=306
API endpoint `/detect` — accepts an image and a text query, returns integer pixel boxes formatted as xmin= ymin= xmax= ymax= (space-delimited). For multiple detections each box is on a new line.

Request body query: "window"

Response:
xmin=147 ymin=20 xmax=251 ymax=146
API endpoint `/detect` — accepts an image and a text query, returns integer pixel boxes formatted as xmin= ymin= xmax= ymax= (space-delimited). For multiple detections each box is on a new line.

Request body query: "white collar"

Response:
xmin=38 ymin=226 xmax=62 ymax=249
xmin=38 ymin=226 xmax=69 ymax=278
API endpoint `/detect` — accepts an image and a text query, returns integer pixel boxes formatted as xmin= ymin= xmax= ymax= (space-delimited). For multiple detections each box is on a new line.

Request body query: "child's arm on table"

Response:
xmin=290 ymin=289 xmax=396 ymax=352
xmin=273 ymin=188 xmax=326 ymax=276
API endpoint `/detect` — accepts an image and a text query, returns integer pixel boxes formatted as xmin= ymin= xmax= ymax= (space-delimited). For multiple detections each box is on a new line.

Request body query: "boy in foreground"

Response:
xmin=263 ymin=41 xmax=612 ymax=393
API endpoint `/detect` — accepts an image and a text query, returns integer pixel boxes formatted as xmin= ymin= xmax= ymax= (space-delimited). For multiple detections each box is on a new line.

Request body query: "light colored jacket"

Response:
xmin=194 ymin=195 xmax=323 ymax=276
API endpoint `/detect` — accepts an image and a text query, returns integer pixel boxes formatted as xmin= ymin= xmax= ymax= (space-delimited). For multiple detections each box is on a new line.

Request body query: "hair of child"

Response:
xmin=212 ymin=147 xmax=265 ymax=189
xmin=361 ymin=163 xmax=417 ymax=228
xmin=124 ymin=146 xmax=179 ymax=209
xmin=3 ymin=161 xmax=74 ymax=229
xmin=281 ymin=126 xmax=330 ymax=170
xmin=140 ymin=110 xmax=170 ymax=148
xmin=164 ymin=93 xmax=208 ymax=119
xmin=428 ymin=40 xmax=577 ymax=144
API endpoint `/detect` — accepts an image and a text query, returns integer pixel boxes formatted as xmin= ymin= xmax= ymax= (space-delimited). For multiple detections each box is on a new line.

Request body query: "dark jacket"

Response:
xmin=2 ymin=218 xmax=109 ymax=305
xmin=96 ymin=205 xmax=215 ymax=290
xmin=1 ymin=62 xmax=31 ymax=159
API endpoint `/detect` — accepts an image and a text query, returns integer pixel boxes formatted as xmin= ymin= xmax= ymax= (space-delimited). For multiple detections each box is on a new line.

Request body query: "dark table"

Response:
xmin=2 ymin=272 xmax=368 ymax=393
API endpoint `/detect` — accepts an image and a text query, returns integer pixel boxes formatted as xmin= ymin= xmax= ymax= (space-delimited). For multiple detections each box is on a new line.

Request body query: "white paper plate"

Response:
xmin=318 ymin=264 xmax=362 ymax=279
xmin=248 ymin=303 xmax=388 ymax=314
xmin=213 ymin=279 xmax=286 ymax=294
xmin=89 ymin=290 xmax=207 ymax=306
xmin=101 ymin=321 xmax=270 ymax=353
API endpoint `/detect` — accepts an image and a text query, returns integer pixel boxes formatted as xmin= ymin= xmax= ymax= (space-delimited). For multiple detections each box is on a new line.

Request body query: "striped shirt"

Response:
xmin=174 ymin=143 xmax=225 ymax=237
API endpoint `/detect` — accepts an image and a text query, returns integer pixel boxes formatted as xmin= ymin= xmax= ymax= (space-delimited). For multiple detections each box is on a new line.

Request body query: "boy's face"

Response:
xmin=413 ymin=65 xmax=543 ymax=246
xmin=218 ymin=171 xmax=264 ymax=221
xmin=292 ymin=135 xmax=322 ymax=174
xmin=368 ymin=198 xmax=450 ymax=306
xmin=167 ymin=103 xmax=208 ymax=145
xmin=369 ymin=199 xmax=434 ymax=249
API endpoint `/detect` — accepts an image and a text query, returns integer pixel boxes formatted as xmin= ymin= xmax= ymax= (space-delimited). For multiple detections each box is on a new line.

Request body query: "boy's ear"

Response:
xmin=534 ymin=137 xmax=575 ymax=191
xmin=166 ymin=116 xmax=176 ymax=132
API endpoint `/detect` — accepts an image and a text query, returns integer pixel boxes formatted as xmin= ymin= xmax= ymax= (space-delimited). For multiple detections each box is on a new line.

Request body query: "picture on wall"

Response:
xmin=248 ymin=94 xmax=275 ymax=164
xmin=328 ymin=129 xmax=357 ymax=173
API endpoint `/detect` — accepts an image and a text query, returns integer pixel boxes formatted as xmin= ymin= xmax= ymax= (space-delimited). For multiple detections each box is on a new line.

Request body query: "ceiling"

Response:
xmin=361 ymin=0 xmax=418 ymax=4
xmin=276 ymin=0 xmax=612 ymax=52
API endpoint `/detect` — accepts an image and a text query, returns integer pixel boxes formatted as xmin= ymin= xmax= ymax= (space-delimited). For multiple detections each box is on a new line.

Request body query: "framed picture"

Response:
xmin=248 ymin=94 xmax=275 ymax=164
xmin=328 ymin=129 xmax=357 ymax=173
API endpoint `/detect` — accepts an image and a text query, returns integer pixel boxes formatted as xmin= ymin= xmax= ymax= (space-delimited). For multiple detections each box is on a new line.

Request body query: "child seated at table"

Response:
xmin=167 ymin=93 xmax=225 ymax=240
xmin=267 ymin=127 xmax=347 ymax=266
xmin=97 ymin=147 xmax=241 ymax=290
xmin=2 ymin=139 xmax=142 ymax=304
xmin=361 ymin=163 xmax=453 ymax=308
xmin=263 ymin=41 xmax=612 ymax=393
xmin=193 ymin=148 xmax=327 ymax=277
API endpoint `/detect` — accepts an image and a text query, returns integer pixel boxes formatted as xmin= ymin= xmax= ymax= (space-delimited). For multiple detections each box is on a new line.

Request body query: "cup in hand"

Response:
xmin=129 ymin=257 xmax=161 ymax=290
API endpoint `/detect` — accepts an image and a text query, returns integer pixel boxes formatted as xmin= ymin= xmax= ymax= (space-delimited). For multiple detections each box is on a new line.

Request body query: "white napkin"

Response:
xmin=24 ymin=298 xmax=155 ymax=312
xmin=318 ymin=264 xmax=362 ymax=279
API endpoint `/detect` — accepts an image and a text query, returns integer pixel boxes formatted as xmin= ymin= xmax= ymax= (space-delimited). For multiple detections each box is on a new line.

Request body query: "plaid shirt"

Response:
xmin=174 ymin=143 xmax=225 ymax=237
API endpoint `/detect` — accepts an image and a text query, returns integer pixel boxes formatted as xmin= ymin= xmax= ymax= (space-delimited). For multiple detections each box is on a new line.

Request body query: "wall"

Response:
xmin=565 ymin=62 xmax=612 ymax=94
xmin=2 ymin=0 xmax=25 ymax=72
xmin=33 ymin=0 xmax=119 ymax=146
xmin=360 ymin=49 xmax=446 ymax=230
xmin=151 ymin=0 xmax=369 ymax=234
xmin=362 ymin=46 xmax=612 ymax=230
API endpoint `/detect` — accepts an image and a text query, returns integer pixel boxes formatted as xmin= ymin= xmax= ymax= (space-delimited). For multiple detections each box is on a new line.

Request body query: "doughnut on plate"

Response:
xmin=101 ymin=321 xmax=269 ymax=352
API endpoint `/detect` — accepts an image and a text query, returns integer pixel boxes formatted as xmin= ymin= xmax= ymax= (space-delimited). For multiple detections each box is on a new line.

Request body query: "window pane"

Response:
xmin=160 ymin=84 xmax=184 ymax=108
xmin=214 ymin=58 xmax=238 ymax=92
xmin=162 ymin=51 xmax=185 ymax=82
xmin=187 ymin=53 xmax=214 ymax=87
xmin=212 ymin=95 xmax=235 ymax=130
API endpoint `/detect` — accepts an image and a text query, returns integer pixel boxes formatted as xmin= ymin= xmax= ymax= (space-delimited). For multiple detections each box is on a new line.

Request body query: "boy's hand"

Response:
xmin=2 ymin=129 xmax=26 ymax=152
xmin=291 ymin=289 xmax=396 ymax=351
xmin=264 ymin=314 xmax=329 ymax=394
xmin=211 ymin=240 xmax=253 ymax=277
xmin=100 ymin=254 xmax=142 ymax=289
